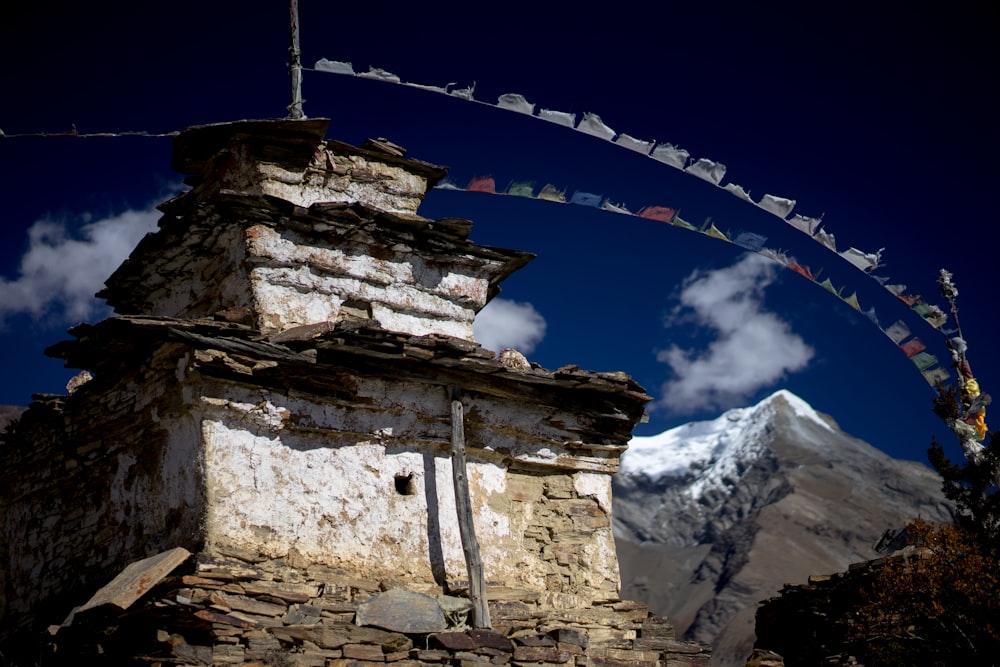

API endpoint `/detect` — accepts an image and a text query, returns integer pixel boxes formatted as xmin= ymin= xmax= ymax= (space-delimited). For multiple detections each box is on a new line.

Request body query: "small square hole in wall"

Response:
xmin=394 ymin=473 xmax=416 ymax=496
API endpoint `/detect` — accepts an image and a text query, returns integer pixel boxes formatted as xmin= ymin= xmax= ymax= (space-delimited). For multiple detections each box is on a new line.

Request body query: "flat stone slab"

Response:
xmin=76 ymin=547 xmax=192 ymax=616
xmin=430 ymin=632 xmax=477 ymax=650
xmin=469 ymin=629 xmax=514 ymax=652
xmin=355 ymin=589 xmax=447 ymax=634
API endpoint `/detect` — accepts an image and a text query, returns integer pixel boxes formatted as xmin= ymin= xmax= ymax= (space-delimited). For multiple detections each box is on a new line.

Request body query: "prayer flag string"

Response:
xmin=0 ymin=127 xmax=179 ymax=139
xmin=431 ymin=172 xmax=953 ymax=387
xmin=308 ymin=59 xmax=952 ymax=338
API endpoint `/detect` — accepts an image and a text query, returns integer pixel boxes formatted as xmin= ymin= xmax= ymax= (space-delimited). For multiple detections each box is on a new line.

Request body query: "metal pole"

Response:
xmin=287 ymin=0 xmax=305 ymax=119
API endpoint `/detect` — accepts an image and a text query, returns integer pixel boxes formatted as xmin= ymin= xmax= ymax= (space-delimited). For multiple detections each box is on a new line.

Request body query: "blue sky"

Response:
xmin=1 ymin=2 xmax=996 ymax=465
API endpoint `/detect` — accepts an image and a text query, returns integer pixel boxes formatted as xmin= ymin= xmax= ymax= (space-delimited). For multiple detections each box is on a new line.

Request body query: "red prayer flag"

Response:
xmin=900 ymin=337 xmax=927 ymax=358
xmin=638 ymin=206 xmax=677 ymax=223
xmin=466 ymin=176 xmax=496 ymax=194
xmin=787 ymin=261 xmax=815 ymax=281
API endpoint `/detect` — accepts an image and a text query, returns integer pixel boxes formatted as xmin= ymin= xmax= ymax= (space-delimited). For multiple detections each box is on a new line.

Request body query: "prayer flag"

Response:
xmin=922 ymin=368 xmax=950 ymax=385
xmin=702 ymin=222 xmax=731 ymax=242
xmin=449 ymin=84 xmax=475 ymax=100
xmin=570 ymin=191 xmax=602 ymax=207
xmin=539 ymin=108 xmax=577 ymax=127
xmin=842 ymin=292 xmax=862 ymax=311
xmin=818 ymin=278 xmax=840 ymax=295
xmin=840 ymin=247 xmax=884 ymax=272
xmin=506 ymin=181 xmax=536 ymax=198
xmin=900 ymin=338 xmax=927 ymax=358
xmin=758 ymin=194 xmax=796 ymax=219
xmin=314 ymin=59 xmax=355 ymax=75
xmin=650 ymin=143 xmax=689 ymax=169
xmin=577 ymin=112 xmax=616 ymax=140
xmin=466 ymin=176 xmax=496 ymax=194
xmin=614 ymin=134 xmax=654 ymax=154
xmin=358 ymin=67 xmax=400 ymax=83
xmin=733 ymin=231 xmax=767 ymax=251
xmin=787 ymin=261 xmax=814 ymax=280
xmin=760 ymin=248 xmax=791 ymax=265
xmin=885 ymin=321 xmax=911 ymax=344
xmin=538 ymin=184 xmax=567 ymax=203
xmin=638 ymin=206 xmax=677 ymax=223
xmin=405 ymin=82 xmax=450 ymax=93
xmin=434 ymin=179 xmax=462 ymax=190
xmin=685 ymin=158 xmax=727 ymax=185
xmin=671 ymin=216 xmax=698 ymax=231
xmin=911 ymin=352 xmax=939 ymax=372
xmin=601 ymin=200 xmax=631 ymax=214
xmin=786 ymin=214 xmax=823 ymax=235
xmin=814 ymin=228 xmax=837 ymax=251
xmin=497 ymin=93 xmax=534 ymax=115
xmin=723 ymin=182 xmax=753 ymax=201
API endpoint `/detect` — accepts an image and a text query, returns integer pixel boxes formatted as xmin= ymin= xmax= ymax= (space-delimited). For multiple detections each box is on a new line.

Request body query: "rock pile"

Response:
xmin=45 ymin=548 xmax=710 ymax=666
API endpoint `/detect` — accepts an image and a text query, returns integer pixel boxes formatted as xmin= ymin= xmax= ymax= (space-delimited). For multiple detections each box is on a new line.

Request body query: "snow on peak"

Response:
xmin=764 ymin=389 xmax=834 ymax=433
xmin=620 ymin=390 xmax=832 ymax=492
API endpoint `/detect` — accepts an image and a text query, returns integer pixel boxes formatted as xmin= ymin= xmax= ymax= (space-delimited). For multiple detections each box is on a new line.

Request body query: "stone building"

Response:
xmin=0 ymin=118 xmax=709 ymax=664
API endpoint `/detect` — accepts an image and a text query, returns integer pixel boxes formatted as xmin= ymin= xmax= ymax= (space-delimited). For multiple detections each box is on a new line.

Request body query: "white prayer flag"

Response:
xmin=314 ymin=59 xmax=355 ymax=75
xmin=576 ymin=112 xmax=616 ymax=140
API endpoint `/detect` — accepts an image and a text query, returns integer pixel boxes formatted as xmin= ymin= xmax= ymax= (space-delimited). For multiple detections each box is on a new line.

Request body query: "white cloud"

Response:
xmin=474 ymin=298 xmax=547 ymax=354
xmin=0 ymin=205 xmax=160 ymax=325
xmin=655 ymin=253 xmax=813 ymax=414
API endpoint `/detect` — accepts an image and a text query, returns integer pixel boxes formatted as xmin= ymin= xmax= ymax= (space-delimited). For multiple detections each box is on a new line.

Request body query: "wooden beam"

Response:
xmin=448 ymin=384 xmax=491 ymax=628
xmin=287 ymin=0 xmax=305 ymax=119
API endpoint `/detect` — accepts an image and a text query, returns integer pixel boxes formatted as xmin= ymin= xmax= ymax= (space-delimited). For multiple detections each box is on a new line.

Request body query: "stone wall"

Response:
xmin=753 ymin=553 xmax=922 ymax=666
xmin=201 ymin=384 xmax=624 ymax=599
xmin=0 ymin=347 xmax=205 ymax=638
xmin=155 ymin=319 xmax=638 ymax=601
xmin=101 ymin=121 xmax=532 ymax=340
xmin=180 ymin=121 xmax=441 ymax=217
xmin=38 ymin=547 xmax=711 ymax=666
xmin=2 ymin=315 xmax=649 ymax=643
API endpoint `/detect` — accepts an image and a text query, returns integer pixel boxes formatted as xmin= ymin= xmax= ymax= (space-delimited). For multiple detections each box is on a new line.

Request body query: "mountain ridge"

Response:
xmin=613 ymin=389 xmax=952 ymax=666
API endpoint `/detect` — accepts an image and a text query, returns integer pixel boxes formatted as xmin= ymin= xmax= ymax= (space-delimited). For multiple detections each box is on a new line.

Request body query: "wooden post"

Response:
xmin=448 ymin=384 xmax=491 ymax=628
xmin=287 ymin=0 xmax=305 ymax=119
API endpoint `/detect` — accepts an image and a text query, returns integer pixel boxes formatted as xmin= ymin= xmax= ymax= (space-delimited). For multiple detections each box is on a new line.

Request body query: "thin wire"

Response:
xmin=0 ymin=127 xmax=179 ymax=139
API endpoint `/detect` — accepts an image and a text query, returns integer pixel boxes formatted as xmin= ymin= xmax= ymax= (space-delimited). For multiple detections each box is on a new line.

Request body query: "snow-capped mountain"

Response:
xmin=620 ymin=390 xmax=832 ymax=503
xmin=612 ymin=389 xmax=952 ymax=667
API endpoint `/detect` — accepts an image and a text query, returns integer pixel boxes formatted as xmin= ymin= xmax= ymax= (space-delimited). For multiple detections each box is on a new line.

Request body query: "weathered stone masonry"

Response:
xmin=0 ymin=118 xmax=711 ymax=664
